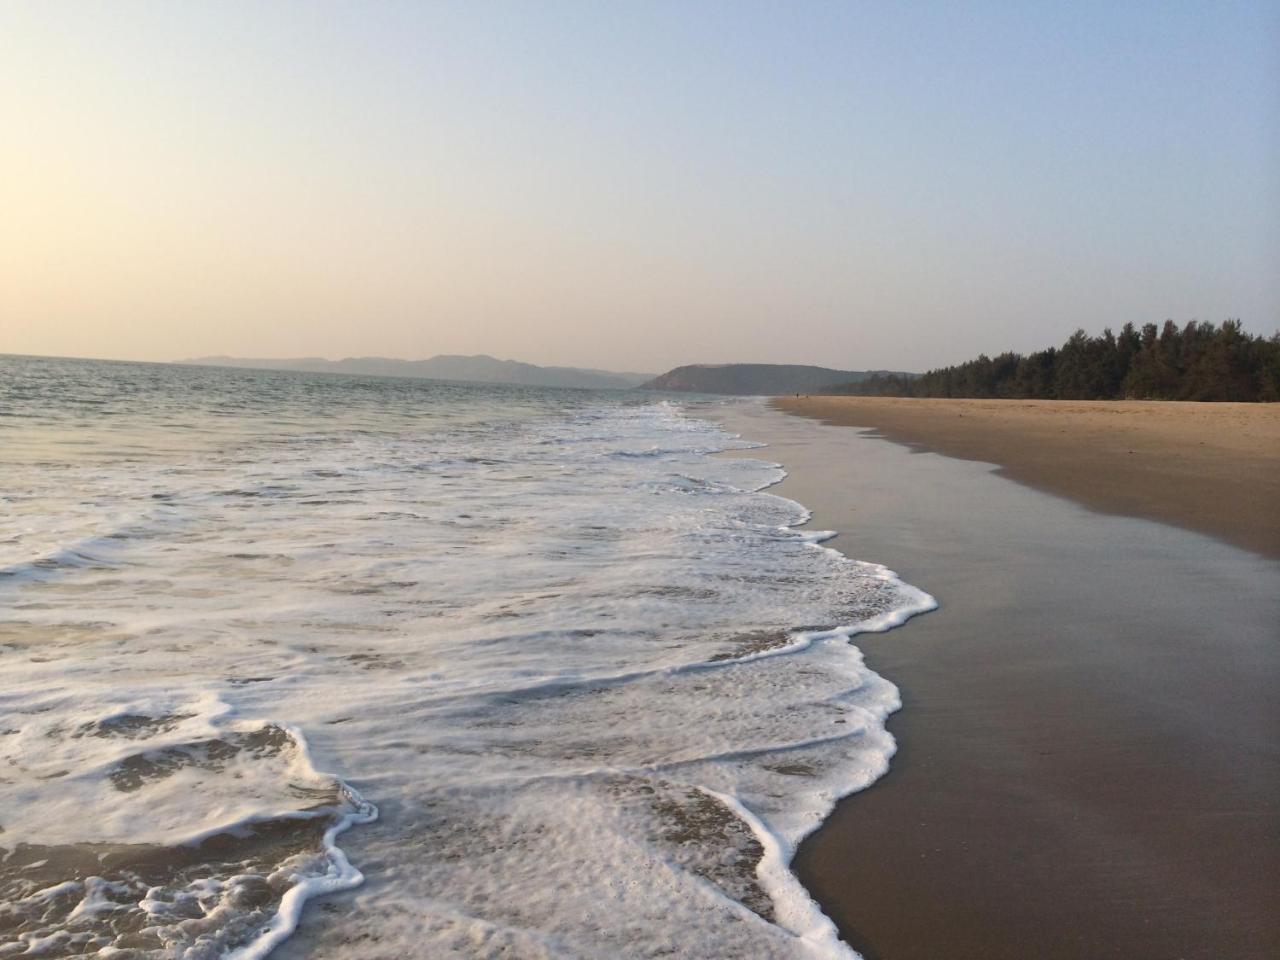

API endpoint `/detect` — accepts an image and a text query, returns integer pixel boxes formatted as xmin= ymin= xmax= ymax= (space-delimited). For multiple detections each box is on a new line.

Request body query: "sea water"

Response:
xmin=0 ymin=355 xmax=933 ymax=959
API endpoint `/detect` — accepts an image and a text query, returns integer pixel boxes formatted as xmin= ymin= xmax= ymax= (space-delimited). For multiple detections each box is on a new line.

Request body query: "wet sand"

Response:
xmin=710 ymin=401 xmax=1280 ymax=960
xmin=773 ymin=396 xmax=1280 ymax=559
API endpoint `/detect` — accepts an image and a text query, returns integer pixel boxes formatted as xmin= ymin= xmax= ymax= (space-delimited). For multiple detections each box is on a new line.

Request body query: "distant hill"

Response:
xmin=639 ymin=363 xmax=913 ymax=395
xmin=183 ymin=354 xmax=654 ymax=390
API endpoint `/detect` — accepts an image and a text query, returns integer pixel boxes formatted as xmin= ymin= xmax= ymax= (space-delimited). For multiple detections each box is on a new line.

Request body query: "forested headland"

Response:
xmin=827 ymin=321 xmax=1280 ymax=401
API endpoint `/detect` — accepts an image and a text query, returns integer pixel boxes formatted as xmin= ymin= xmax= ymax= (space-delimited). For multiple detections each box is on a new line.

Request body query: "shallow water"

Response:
xmin=0 ymin=356 xmax=932 ymax=959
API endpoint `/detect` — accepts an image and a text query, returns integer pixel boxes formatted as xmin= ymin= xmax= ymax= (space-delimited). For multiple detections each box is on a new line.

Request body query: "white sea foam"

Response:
xmin=0 ymin=361 xmax=934 ymax=959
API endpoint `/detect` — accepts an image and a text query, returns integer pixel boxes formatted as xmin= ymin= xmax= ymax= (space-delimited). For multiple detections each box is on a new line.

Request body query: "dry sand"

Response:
xmin=773 ymin=396 xmax=1280 ymax=559
xmin=708 ymin=401 xmax=1280 ymax=960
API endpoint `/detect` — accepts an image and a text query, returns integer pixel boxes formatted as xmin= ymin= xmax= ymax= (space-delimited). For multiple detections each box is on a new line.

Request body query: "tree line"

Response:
xmin=827 ymin=320 xmax=1280 ymax=401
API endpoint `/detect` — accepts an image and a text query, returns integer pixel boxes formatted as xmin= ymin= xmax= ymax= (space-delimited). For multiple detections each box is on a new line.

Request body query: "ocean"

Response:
xmin=0 ymin=355 xmax=933 ymax=959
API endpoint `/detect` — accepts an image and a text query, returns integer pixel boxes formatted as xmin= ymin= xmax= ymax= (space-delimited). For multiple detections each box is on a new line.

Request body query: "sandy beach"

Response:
xmin=710 ymin=400 xmax=1280 ymax=960
xmin=773 ymin=396 xmax=1280 ymax=559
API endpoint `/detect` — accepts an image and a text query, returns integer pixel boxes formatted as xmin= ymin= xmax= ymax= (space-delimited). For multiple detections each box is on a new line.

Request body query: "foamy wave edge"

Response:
xmin=225 ymin=727 xmax=378 ymax=960
xmin=161 ymin=404 xmax=931 ymax=960
xmin=693 ymin=409 xmax=937 ymax=959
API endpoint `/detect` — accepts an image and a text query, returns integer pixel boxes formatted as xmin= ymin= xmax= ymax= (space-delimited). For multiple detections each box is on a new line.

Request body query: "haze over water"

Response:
xmin=0 ymin=356 xmax=933 ymax=958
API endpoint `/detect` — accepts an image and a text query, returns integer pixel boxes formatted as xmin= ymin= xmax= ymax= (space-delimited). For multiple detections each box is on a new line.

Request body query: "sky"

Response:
xmin=1 ymin=1 xmax=1276 ymax=373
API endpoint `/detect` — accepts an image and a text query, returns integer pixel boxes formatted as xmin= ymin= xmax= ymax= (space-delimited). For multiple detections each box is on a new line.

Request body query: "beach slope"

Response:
xmin=773 ymin=396 xmax=1280 ymax=559
xmin=710 ymin=401 xmax=1279 ymax=960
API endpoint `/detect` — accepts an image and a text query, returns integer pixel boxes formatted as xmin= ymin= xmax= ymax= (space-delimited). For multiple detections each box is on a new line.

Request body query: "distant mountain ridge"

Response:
xmin=182 ymin=354 xmax=654 ymax=390
xmin=640 ymin=363 xmax=915 ymax=395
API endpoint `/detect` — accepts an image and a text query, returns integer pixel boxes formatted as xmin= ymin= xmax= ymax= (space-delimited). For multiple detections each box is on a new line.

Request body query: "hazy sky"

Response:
xmin=2 ymin=1 xmax=1276 ymax=372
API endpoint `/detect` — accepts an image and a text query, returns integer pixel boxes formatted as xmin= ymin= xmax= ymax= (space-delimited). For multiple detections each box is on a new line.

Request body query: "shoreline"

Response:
xmin=708 ymin=400 xmax=1280 ymax=960
xmin=772 ymin=396 xmax=1280 ymax=559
